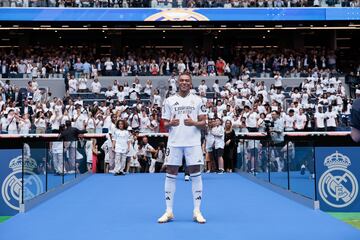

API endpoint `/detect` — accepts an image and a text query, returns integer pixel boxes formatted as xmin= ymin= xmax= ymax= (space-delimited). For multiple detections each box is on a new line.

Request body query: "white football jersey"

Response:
xmin=162 ymin=93 xmax=206 ymax=147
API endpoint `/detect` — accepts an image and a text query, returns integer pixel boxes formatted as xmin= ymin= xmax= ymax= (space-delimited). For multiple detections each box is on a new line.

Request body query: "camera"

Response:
xmin=264 ymin=120 xmax=274 ymax=131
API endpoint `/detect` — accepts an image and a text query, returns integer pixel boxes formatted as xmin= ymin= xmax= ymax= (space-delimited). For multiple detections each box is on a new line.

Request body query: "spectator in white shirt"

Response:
xmin=212 ymin=79 xmax=220 ymax=95
xmin=295 ymin=108 xmax=307 ymax=131
xmin=291 ymin=88 xmax=302 ymax=103
xmin=168 ymin=73 xmax=177 ymax=93
xmin=211 ymin=118 xmax=225 ymax=174
xmin=7 ymin=110 xmax=19 ymax=134
xmin=244 ymin=106 xmax=258 ymax=132
xmin=78 ymin=74 xmax=88 ymax=92
xmin=105 ymin=86 xmax=115 ymax=99
xmin=284 ymin=109 xmax=295 ymax=132
xmin=50 ymin=110 xmax=62 ymax=133
xmin=325 ymin=106 xmax=338 ymax=131
xmin=139 ymin=110 xmax=151 ymax=133
xmin=198 ymin=79 xmax=208 ymax=94
xmin=117 ymin=86 xmax=126 ymax=102
xmin=68 ymin=76 xmax=78 ymax=94
xmin=144 ymin=79 xmax=153 ymax=96
xmin=104 ymin=58 xmax=114 ymax=75
xmin=152 ymin=89 xmax=162 ymax=107
xmin=315 ymin=106 xmax=326 ymax=131
xmin=274 ymin=74 xmax=283 ymax=90
xmin=35 ymin=112 xmax=47 ymax=134
xmin=111 ymin=80 xmax=119 ymax=93
xmin=91 ymin=78 xmax=102 ymax=94
xmin=18 ymin=114 xmax=31 ymax=134
xmin=177 ymin=60 xmax=186 ymax=73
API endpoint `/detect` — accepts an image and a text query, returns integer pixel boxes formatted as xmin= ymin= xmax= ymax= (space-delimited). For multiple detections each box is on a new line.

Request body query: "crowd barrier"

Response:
xmin=0 ymin=131 xmax=358 ymax=217
xmin=235 ymin=131 xmax=360 ymax=212
xmin=0 ymin=133 xmax=105 ymax=216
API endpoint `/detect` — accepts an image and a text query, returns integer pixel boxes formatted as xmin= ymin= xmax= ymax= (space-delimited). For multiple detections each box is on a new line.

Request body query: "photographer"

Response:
xmin=269 ymin=110 xmax=285 ymax=171
xmin=269 ymin=110 xmax=285 ymax=144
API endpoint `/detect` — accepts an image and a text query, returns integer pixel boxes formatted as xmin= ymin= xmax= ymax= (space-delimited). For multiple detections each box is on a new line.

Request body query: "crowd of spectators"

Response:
xmin=0 ymin=69 xmax=354 ymax=135
xmin=0 ymin=48 xmax=342 ymax=80
xmin=0 ymin=63 xmax=358 ymax=174
xmin=0 ymin=44 xmax=357 ymax=174
xmin=1 ymin=0 xmax=359 ymax=8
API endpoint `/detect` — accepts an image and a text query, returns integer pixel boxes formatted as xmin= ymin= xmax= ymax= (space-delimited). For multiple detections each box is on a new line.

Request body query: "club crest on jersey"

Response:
xmin=318 ymin=151 xmax=358 ymax=208
xmin=201 ymin=105 xmax=207 ymax=113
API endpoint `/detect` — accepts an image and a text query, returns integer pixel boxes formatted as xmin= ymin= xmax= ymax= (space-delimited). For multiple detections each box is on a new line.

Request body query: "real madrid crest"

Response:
xmin=145 ymin=9 xmax=209 ymax=21
xmin=318 ymin=151 xmax=358 ymax=208
xmin=1 ymin=155 xmax=43 ymax=210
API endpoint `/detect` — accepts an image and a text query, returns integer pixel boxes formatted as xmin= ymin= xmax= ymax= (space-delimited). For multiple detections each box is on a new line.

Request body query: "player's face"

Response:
xmin=178 ymin=75 xmax=192 ymax=94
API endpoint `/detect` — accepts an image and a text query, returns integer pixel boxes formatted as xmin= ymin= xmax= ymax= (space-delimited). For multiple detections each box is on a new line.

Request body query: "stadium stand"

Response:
xmin=1 ymin=0 xmax=359 ymax=8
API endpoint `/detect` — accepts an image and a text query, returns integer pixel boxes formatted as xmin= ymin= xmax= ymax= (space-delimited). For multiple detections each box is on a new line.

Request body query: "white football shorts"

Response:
xmin=165 ymin=146 xmax=204 ymax=166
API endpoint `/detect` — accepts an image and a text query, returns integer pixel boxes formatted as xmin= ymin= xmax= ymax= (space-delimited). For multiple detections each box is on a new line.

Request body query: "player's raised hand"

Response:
xmin=184 ymin=114 xmax=196 ymax=126
xmin=169 ymin=114 xmax=180 ymax=127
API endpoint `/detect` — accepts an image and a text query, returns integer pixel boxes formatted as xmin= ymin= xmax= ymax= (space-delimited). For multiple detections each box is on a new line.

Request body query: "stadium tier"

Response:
xmin=1 ymin=1 xmax=360 ymax=8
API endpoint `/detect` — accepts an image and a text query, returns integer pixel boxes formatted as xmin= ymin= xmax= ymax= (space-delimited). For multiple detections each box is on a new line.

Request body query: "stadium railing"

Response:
xmin=233 ymin=131 xmax=360 ymax=210
xmin=0 ymin=133 xmax=106 ymax=214
xmin=1 ymin=131 xmax=357 ymax=214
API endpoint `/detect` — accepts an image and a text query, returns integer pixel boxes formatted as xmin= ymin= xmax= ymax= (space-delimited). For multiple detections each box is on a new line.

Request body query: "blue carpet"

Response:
xmin=0 ymin=174 xmax=359 ymax=240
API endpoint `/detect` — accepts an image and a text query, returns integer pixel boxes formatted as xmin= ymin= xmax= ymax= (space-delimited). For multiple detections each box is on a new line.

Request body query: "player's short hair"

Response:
xmin=178 ymin=72 xmax=192 ymax=81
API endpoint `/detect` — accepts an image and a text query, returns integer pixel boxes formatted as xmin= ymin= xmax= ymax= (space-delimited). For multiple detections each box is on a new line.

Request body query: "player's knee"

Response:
xmin=166 ymin=165 xmax=179 ymax=175
xmin=188 ymin=165 xmax=201 ymax=174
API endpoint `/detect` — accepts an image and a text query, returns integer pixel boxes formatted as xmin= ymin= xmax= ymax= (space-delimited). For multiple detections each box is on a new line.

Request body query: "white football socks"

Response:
xmin=165 ymin=173 xmax=177 ymax=212
xmin=190 ymin=172 xmax=203 ymax=212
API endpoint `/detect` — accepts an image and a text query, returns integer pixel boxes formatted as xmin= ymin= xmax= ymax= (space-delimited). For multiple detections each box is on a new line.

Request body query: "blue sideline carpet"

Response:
xmin=0 ymin=173 xmax=359 ymax=240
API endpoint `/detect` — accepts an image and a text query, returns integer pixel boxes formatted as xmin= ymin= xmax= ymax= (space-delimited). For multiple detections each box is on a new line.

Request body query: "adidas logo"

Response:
xmin=174 ymin=102 xmax=179 ymax=106
xmin=195 ymin=196 xmax=202 ymax=200
xmin=166 ymin=197 xmax=171 ymax=200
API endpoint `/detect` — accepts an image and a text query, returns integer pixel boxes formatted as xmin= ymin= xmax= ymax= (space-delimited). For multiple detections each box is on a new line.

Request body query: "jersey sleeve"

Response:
xmin=351 ymin=99 xmax=360 ymax=130
xmin=197 ymin=97 xmax=207 ymax=116
xmin=162 ymin=98 xmax=171 ymax=120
